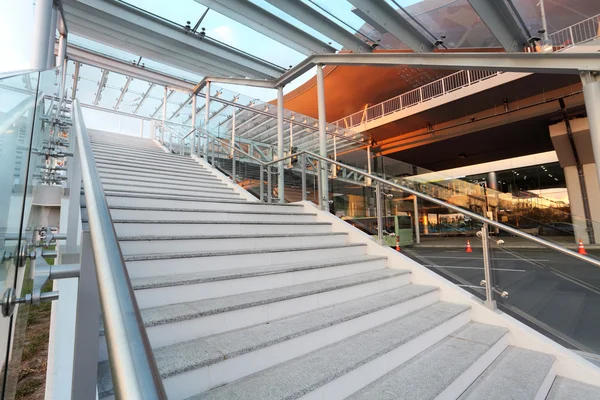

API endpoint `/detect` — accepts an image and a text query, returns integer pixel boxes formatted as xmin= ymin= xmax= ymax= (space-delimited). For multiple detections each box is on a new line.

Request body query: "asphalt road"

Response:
xmin=403 ymin=246 xmax=600 ymax=354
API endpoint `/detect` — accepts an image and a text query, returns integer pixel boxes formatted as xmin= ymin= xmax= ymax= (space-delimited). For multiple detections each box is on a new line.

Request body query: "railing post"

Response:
xmin=259 ymin=165 xmax=264 ymax=202
xmin=376 ymin=182 xmax=383 ymax=245
xmin=301 ymin=153 xmax=307 ymax=201
xmin=413 ymin=196 xmax=420 ymax=244
xmin=316 ymin=160 xmax=322 ymax=210
xmin=481 ymin=223 xmax=496 ymax=309
xmin=232 ymin=150 xmax=236 ymax=183
xmin=467 ymin=70 xmax=471 ymax=85
xmin=569 ymin=26 xmax=574 ymax=46
xmin=267 ymin=165 xmax=272 ymax=203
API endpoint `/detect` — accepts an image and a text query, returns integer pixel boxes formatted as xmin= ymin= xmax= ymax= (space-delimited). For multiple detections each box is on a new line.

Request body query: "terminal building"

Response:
xmin=2 ymin=0 xmax=600 ymax=399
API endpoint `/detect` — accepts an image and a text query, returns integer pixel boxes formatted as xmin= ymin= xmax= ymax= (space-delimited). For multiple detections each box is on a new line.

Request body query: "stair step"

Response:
xmin=547 ymin=377 xmax=600 ymax=400
xmin=94 ymin=157 xmax=206 ymax=174
xmin=457 ymin=347 xmax=555 ymax=400
xmin=94 ymin=154 xmax=203 ymax=171
xmin=98 ymin=174 xmax=229 ymax=189
xmin=105 ymin=195 xmax=298 ymax=212
xmin=103 ymin=190 xmax=240 ymax=203
xmin=119 ymin=231 xmax=344 ymax=255
xmin=113 ymin=220 xmax=331 ymax=237
xmin=349 ymin=322 xmax=508 ymax=400
xmin=124 ymin=243 xmax=367 ymax=278
xmin=110 ymin=208 xmax=316 ymax=223
xmin=140 ymin=269 xmax=411 ymax=346
xmin=97 ymin=165 xmax=217 ymax=180
xmin=101 ymin=183 xmax=237 ymax=198
xmin=91 ymin=148 xmax=200 ymax=165
xmin=191 ymin=302 xmax=470 ymax=400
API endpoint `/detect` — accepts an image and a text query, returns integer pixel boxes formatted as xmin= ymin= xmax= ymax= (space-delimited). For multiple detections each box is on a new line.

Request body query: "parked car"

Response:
xmin=538 ymin=222 xmax=575 ymax=236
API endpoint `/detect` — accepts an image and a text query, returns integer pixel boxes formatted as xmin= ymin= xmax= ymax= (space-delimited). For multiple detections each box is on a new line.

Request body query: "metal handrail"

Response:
xmin=72 ymin=100 xmax=167 ymax=399
xmin=194 ymin=127 xmax=600 ymax=270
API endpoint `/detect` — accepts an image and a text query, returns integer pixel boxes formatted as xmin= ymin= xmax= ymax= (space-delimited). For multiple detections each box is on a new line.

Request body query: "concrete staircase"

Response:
xmin=90 ymin=131 xmax=600 ymax=400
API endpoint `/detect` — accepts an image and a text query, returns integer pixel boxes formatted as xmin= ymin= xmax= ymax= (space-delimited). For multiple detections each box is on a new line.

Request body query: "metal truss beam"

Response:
xmin=233 ymin=113 xmax=263 ymax=131
xmin=93 ymin=69 xmax=109 ymax=106
xmin=265 ymin=0 xmax=372 ymax=53
xmin=151 ymin=89 xmax=174 ymax=118
xmin=60 ymin=43 xmax=195 ymax=91
xmin=64 ymin=0 xmax=285 ymax=79
xmin=133 ymin=83 xmax=155 ymax=114
xmin=347 ymin=0 xmax=435 ymax=53
xmin=208 ymin=103 xmax=231 ymax=122
xmin=240 ymin=118 xmax=273 ymax=136
xmin=194 ymin=0 xmax=335 ymax=55
xmin=168 ymin=93 xmax=195 ymax=121
xmin=467 ymin=0 xmax=530 ymax=52
xmin=114 ymin=76 xmax=132 ymax=110
xmin=71 ymin=61 xmax=81 ymax=100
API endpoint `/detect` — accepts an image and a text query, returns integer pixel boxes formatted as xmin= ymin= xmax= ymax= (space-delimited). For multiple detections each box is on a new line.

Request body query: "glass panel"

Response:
xmin=511 ymin=0 xmax=600 ymax=37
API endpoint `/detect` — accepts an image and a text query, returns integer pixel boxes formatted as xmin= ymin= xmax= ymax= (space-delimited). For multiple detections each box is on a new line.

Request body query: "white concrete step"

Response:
xmin=109 ymin=208 xmax=317 ymax=223
xmin=547 ymin=377 xmax=600 ymax=400
xmin=118 ymin=231 xmax=344 ymax=255
xmin=102 ymin=190 xmax=240 ymax=203
xmin=101 ymin=183 xmax=238 ymax=198
xmin=124 ymin=243 xmax=367 ymax=278
xmin=98 ymin=173 xmax=229 ymax=189
xmin=97 ymin=167 xmax=220 ymax=183
xmin=113 ymin=219 xmax=331 ymax=237
xmin=133 ymin=255 xmax=386 ymax=309
xmin=140 ymin=269 xmax=412 ymax=349
xmin=94 ymin=154 xmax=204 ymax=171
xmin=105 ymin=195 xmax=297 ymax=212
xmin=349 ymin=322 xmax=509 ymax=400
xmin=457 ymin=347 xmax=555 ymax=400
xmin=91 ymin=147 xmax=199 ymax=165
xmin=95 ymin=163 xmax=214 ymax=180
xmin=190 ymin=302 xmax=470 ymax=400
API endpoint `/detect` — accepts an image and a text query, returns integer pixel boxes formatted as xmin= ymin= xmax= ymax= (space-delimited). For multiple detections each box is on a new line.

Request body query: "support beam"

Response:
xmin=114 ymin=77 xmax=133 ymax=110
xmin=93 ymin=69 xmax=109 ymax=106
xmin=582 ymin=72 xmax=600 ymax=191
xmin=71 ymin=62 xmax=81 ymax=100
xmin=133 ymin=83 xmax=155 ymax=114
xmin=347 ymin=0 xmax=434 ymax=53
xmin=194 ymin=0 xmax=335 ymax=55
xmin=316 ymin=64 xmax=329 ymax=211
xmin=32 ymin=0 xmax=54 ymax=70
xmin=265 ymin=0 xmax=372 ymax=53
xmin=64 ymin=0 xmax=286 ymax=79
xmin=277 ymin=86 xmax=284 ymax=203
xmin=60 ymin=43 xmax=195 ymax=91
xmin=467 ymin=0 xmax=529 ymax=52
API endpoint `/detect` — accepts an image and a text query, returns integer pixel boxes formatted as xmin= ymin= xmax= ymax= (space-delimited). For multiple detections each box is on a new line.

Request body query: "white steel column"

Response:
xmin=57 ymin=32 xmax=68 ymax=117
xmin=191 ymin=94 xmax=197 ymax=154
xmin=47 ymin=7 xmax=58 ymax=69
xmin=139 ymin=119 xmax=144 ymax=137
xmin=231 ymin=107 xmax=236 ymax=157
xmin=205 ymin=82 xmax=211 ymax=157
xmin=366 ymin=144 xmax=373 ymax=186
xmin=31 ymin=0 xmax=54 ymax=70
xmin=277 ymin=86 xmax=285 ymax=203
xmin=316 ymin=64 xmax=329 ymax=210
xmin=288 ymin=121 xmax=293 ymax=168
xmin=582 ymin=72 xmax=600 ymax=190
xmin=332 ymin=135 xmax=337 ymax=178
xmin=161 ymin=86 xmax=168 ymax=143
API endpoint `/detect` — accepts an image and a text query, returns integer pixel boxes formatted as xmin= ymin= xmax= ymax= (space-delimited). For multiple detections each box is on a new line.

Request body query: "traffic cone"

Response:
xmin=578 ymin=239 xmax=587 ymax=255
xmin=466 ymin=240 xmax=473 ymax=253
xmin=396 ymin=237 xmax=401 ymax=252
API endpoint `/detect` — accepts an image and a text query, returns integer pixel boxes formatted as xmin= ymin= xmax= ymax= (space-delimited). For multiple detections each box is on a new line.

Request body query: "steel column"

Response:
xmin=259 ymin=165 xmax=264 ymax=202
xmin=161 ymin=86 xmax=167 ymax=143
xmin=277 ymin=86 xmax=285 ymax=203
xmin=47 ymin=6 xmax=58 ymax=69
xmin=191 ymin=94 xmax=197 ymax=154
xmin=376 ymin=182 xmax=383 ymax=245
xmin=232 ymin=107 xmax=236 ymax=182
xmin=316 ymin=64 xmax=329 ymax=211
xmin=204 ymin=82 xmax=210 ymax=157
xmin=413 ymin=196 xmax=420 ymax=244
xmin=301 ymin=153 xmax=307 ymax=202
xmin=582 ymin=72 xmax=600 ymax=191
xmin=481 ymin=223 xmax=496 ymax=309
xmin=31 ymin=0 xmax=54 ymax=70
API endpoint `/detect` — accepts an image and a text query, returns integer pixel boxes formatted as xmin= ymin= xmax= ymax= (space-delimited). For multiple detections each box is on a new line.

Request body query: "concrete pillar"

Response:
xmin=581 ymin=72 xmax=600 ymax=190
xmin=277 ymin=86 xmax=284 ymax=203
xmin=564 ymin=166 xmax=590 ymax=242
xmin=31 ymin=0 xmax=54 ymax=70
xmin=316 ymin=64 xmax=329 ymax=211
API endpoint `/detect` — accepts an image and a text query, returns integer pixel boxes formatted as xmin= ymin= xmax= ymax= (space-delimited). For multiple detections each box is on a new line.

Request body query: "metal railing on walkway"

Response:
xmin=333 ymin=13 xmax=600 ymax=130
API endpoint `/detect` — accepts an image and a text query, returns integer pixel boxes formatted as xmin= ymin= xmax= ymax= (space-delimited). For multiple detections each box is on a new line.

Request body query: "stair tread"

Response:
xmin=113 ymin=219 xmax=328 ymax=226
xmin=108 ymin=206 xmax=315 ymax=216
xmin=547 ymin=377 xmax=600 ymax=400
xmin=457 ymin=347 xmax=554 ymax=400
xmin=140 ymin=269 xmax=410 ymax=327
xmin=349 ymin=322 xmax=508 ymax=400
xmin=191 ymin=302 xmax=470 ymax=400
xmin=131 ymin=254 xmax=386 ymax=289
xmin=104 ymin=192 xmax=299 ymax=206
xmin=102 ymin=191 xmax=240 ymax=201
xmin=157 ymin=284 xmax=437 ymax=378
xmin=118 ymin=232 xmax=344 ymax=241
xmin=123 ymin=243 xmax=363 ymax=262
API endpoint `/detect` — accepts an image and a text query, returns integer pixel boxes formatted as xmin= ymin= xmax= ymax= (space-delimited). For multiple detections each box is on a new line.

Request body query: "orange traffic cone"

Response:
xmin=396 ymin=237 xmax=401 ymax=252
xmin=578 ymin=239 xmax=587 ymax=255
xmin=466 ymin=240 xmax=473 ymax=253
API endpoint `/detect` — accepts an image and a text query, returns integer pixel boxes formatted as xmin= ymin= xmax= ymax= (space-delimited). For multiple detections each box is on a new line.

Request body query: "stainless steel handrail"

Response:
xmin=194 ymin=127 xmax=600 ymax=270
xmin=72 ymin=100 xmax=167 ymax=399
